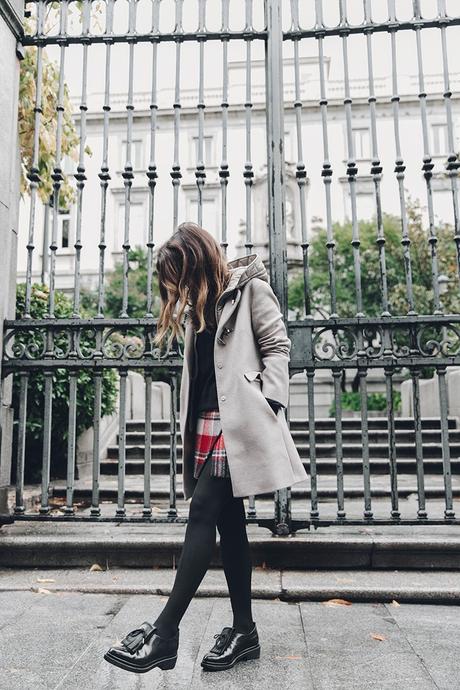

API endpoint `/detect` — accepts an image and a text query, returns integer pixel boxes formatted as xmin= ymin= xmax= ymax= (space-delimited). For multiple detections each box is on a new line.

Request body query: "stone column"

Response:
xmin=0 ymin=0 xmax=22 ymax=517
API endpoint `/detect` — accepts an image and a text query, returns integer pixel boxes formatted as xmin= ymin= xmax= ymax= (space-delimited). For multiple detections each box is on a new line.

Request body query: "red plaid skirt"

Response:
xmin=193 ymin=409 xmax=231 ymax=480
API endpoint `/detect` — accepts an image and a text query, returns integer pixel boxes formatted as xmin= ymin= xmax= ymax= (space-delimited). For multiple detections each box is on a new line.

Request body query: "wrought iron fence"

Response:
xmin=2 ymin=0 xmax=460 ymax=533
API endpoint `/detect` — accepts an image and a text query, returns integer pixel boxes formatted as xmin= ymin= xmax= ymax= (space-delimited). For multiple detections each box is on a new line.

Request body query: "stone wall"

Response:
xmin=0 ymin=0 xmax=22 ymax=515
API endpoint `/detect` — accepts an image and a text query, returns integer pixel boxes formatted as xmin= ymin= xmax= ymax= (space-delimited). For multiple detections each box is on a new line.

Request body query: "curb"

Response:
xmin=2 ymin=536 xmax=460 ymax=569
xmin=0 ymin=583 xmax=459 ymax=605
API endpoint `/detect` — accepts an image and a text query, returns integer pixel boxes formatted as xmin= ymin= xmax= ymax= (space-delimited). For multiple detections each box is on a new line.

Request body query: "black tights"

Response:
xmin=153 ymin=457 xmax=254 ymax=638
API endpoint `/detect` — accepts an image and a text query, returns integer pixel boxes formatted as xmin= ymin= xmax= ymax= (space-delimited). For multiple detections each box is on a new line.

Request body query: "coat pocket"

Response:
xmin=243 ymin=370 xmax=263 ymax=382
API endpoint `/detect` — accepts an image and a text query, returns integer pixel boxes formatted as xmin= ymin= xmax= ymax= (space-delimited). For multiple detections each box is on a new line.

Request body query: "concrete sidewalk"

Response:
xmin=0 ymin=588 xmax=458 ymax=689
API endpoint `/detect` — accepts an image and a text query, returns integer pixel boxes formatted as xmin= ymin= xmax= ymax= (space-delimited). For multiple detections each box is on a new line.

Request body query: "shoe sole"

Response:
xmin=103 ymin=651 xmax=177 ymax=674
xmin=201 ymin=644 xmax=261 ymax=672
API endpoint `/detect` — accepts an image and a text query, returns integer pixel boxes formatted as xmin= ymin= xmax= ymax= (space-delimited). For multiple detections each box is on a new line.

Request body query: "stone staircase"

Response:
xmin=47 ymin=416 xmax=460 ymax=525
xmin=102 ymin=416 xmax=460 ymax=477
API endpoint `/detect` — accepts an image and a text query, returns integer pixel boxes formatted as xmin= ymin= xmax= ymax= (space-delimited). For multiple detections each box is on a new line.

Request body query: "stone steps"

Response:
xmin=124 ymin=417 xmax=459 ymax=432
xmin=2 ymin=521 xmax=460 ymax=569
xmin=100 ymin=455 xmax=460 ymax=475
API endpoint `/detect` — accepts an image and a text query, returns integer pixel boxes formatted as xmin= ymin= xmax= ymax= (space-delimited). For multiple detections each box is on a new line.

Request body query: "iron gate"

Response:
xmin=2 ymin=0 xmax=460 ymax=533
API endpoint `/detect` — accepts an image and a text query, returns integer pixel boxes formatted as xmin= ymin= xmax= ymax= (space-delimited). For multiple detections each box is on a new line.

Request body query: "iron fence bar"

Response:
xmin=24 ymin=0 xmax=45 ymax=318
xmin=22 ymin=32 xmax=267 ymax=47
xmin=49 ymin=0 xmax=69 ymax=322
xmin=168 ymin=372 xmax=178 ymax=517
xmin=72 ymin=0 xmax=90 ymax=319
xmin=384 ymin=366 xmax=400 ymax=520
xmin=171 ymin=0 xmax=184 ymax=231
xmin=120 ymin=0 xmax=138 ymax=319
xmin=413 ymin=0 xmax=442 ymax=315
xmin=306 ymin=366 xmax=318 ymax=520
xmin=314 ymin=0 xmax=337 ymax=318
xmin=219 ymin=0 xmax=230 ymax=257
xmin=243 ymin=0 xmax=254 ymax=253
xmin=281 ymin=15 xmax=460 ymax=40
xmin=96 ymin=0 xmax=114 ymax=319
xmin=65 ymin=371 xmax=78 ymax=514
xmin=332 ymin=368 xmax=345 ymax=520
xmin=265 ymin=0 xmax=291 ymax=535
xmin=194 ymin=0 xmax=206 ymax=227
xmin=143 ymin=369 xmax=153 ymax=516
xmin=411 ymin=367 xmax=427 ymax=519
xmin=9 ymin=515 xmax=459 ymax=526
xmin=364 ymin=0 xmax=389 ymax=318
xmin=388 ymin=0 xmax=415 ymax=314
xmin=8 ymin=313 xmax=460 ymax=329
xmin=14 ymin=372 xmax=28 ymax=515
xmin=437 ymin=0 xmax=460 ymax=284
xmin=116 ymin=369 xmax=128 ymax=517
xmin=146 ymin=0 xmax=161 ymax=318
xmin=340 ymin=0 xmax=363 ymax=320
xmin=437 ymin=365 xmax=455 ymax=519
xmin=90 ymin=369 xmax=102 ymax=516
xmin=359 ymin=367 xmax=373 ymax=519
xmin=247 ymin=494 xmax=256 ymax=520
xmin=289 ymin=0 xmax=310 ymax=318
xmin=40 ymin=370 xmax=53 ymax=514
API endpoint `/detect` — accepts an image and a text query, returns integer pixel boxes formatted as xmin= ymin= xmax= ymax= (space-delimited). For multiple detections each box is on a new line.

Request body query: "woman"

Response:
xmin=104 ymin=222 xmax=308 ymax=675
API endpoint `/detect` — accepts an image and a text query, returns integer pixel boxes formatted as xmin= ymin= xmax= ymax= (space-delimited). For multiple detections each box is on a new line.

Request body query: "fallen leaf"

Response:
xmin=322 ymin=598 xmax=352 ymax=607
xmin=90 ymin=563 xmax=104 ymax=572
xmin=371 ymin=633 xmax=386 ymax=641
xmin=33 ymin=587 xmax=52 ymax=594
xmin=390 ymin=600 xmax=400 ymax=607
xmin=275 ymin=655 xmax=302 ymax=660
xmin=37 ymin=578 xmax=55 ymax=583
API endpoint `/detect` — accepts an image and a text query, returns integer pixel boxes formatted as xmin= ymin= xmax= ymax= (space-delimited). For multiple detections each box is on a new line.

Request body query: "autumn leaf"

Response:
xmin=390 ymin=600 xmax=401 ymax=607
xmin=275 ymin=655 xmax=302 ymax=660
xmin=371 ymin=633 xmax=386 ymax=641
xmin=322 ymin=598 xmax=353 ymax=607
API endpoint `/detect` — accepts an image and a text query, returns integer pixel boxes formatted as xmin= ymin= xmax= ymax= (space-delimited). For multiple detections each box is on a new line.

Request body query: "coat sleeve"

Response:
xmin=249 ymin=278 xmax=291 ymax=408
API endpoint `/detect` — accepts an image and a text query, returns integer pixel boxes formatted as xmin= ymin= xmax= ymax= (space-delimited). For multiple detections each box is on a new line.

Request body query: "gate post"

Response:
xmin=264 ymin=0 xmax=292 ymax=535
xmin=0 ymin=0 xmax=22 ymax=518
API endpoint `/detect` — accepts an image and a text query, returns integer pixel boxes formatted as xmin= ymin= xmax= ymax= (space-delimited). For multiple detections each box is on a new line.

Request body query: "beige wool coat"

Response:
xmin=178 ymin=252 xmax=309 ymax=500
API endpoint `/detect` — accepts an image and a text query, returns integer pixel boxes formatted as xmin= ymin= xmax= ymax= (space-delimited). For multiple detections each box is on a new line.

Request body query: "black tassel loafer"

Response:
xmin=201 ymin=623 xmax=260 ymax=672
xmin=104 ymin=621 xmax=179 ymax=674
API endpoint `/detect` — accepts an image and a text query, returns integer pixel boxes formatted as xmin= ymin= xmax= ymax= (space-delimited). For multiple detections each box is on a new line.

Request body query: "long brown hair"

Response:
xmin=154 ymin=222 xmax=231 ymax=350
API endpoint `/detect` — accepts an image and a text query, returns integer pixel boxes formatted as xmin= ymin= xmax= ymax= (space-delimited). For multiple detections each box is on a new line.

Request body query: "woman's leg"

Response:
xmin=153 ymin=457 xmax=234 ymax=639
xmin=217 ymin=497 xmax=255 ymax=634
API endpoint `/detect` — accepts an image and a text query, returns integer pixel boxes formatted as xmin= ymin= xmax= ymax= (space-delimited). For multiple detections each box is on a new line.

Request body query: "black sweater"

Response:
xmin=193 ymin=325 xmax=219 ymax=413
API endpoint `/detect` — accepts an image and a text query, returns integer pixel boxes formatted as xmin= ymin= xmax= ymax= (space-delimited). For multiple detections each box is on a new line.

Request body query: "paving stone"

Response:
xmin=190 ymin=598 xmax=313 ymax=689
xmin=384 ymin=603 xmax=460 ymax=690
xmin=299 ymin=601 xmax=437 ymax=690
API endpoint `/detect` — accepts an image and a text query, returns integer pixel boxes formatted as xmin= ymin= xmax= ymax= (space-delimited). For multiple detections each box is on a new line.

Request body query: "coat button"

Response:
xmin=217 ymin=362 xmax=223 ymax=368
xmin=220 ymin=395 xmax=226 ymax=401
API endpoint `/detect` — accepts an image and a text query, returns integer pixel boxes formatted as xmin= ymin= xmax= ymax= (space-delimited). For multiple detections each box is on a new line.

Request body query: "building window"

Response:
xmin=120 ymin=139 xmax=144 ymax=170
xmin=352 ymin=127 xmax=370 ymax=160
xmin=188 ymin=197 xmax=218 ymax=234
xmin=116 ymin=201 xmax=147 ymax=250
xmin=58 ymin=211 xmax=71 ymax=249
xmin=432 ymin=123 xmax=448 ymax=156
xmin=191 ymin=135 xmax=215 ymax=167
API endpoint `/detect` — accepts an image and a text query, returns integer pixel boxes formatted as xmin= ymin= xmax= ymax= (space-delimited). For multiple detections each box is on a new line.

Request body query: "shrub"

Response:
xmin=11 ymin=284 xmax=118 ymax=482
xmin=329 ymin=391 xmax=402 ymax=417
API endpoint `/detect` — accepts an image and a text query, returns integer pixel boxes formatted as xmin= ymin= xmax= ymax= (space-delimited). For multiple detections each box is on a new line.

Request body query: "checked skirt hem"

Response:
xmin=193 ymin=409 xmax=231 ymax=480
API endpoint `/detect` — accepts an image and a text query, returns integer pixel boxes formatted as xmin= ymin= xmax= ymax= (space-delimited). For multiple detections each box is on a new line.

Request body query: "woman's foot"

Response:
xmin=201 ymin=622 xmax=260 ymax=672
xmin=104 ymin=621 xmax=179 ymax=674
